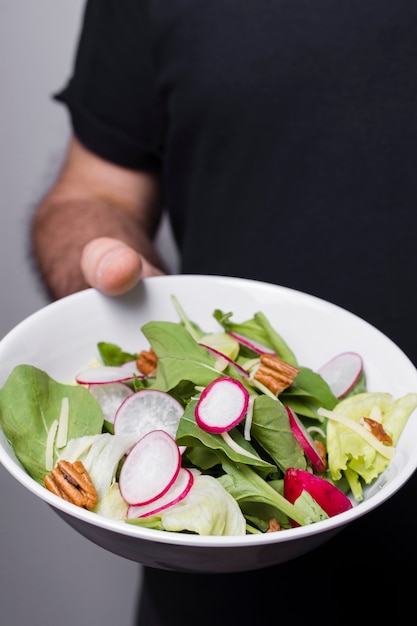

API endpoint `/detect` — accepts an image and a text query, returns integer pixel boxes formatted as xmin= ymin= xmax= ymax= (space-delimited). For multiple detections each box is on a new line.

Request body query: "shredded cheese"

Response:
xmin=221 ymin=431 xmax=260 ymax=461
xmin=244 ymin=395 xmax=255 ymax=441
xmin=318 ymin=407 xmax=395 ymax=460
xmin=45 ymin=419 xmax=59 ymax=471
xmin=307 ymin=425 xmax=327 ymax=439
xmin=55 ymin=397 xmax=69 ymax=449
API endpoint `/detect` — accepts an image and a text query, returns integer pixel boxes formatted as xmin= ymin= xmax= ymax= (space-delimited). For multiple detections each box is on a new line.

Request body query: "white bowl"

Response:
xmin=1 ymin=275 xmax=417 ymax=573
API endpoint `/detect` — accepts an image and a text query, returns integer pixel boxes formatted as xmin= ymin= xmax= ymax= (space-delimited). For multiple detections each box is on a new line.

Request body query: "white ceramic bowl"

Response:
xmin=1 ymin=275 xmax=417 ymax=573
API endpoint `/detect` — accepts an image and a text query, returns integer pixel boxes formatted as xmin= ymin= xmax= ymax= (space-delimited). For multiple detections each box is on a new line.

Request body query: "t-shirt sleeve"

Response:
xmin=55 ymin=0 xmax=162 ymax=171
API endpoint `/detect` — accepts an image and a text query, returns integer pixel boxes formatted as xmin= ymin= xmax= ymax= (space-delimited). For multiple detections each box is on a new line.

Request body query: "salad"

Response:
xmin=1 ymin=295 xmax=416 ymax=537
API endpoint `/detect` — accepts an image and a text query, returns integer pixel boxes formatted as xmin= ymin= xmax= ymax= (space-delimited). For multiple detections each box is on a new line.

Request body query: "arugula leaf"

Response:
xmin=213 ymin=309 xmax=298 ymax=365
xmin=254 ymin=312 xmax=298 ymax=365
xmin=170 ymin=294 xmax=206 ymax=341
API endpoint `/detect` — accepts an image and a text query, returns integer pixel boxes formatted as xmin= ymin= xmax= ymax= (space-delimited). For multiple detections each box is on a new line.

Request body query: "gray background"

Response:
xmin=0 ymin=2 xmax=179 ymax=624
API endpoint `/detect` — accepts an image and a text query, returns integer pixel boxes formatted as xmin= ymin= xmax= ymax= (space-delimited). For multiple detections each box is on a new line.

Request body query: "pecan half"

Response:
xmin=361 ymin=417 xmax=393 ymax=446
xmin=266 ymin=518 xmax=281 ymax=533
xmin=44 ymin=460 xmax=98 ymax=510
xmin=253 ymin=354 xmax=300 ymax=395
xmin=136 ymin=348 xmax=158 ymax=376
xmin=313 ymin=440 xmax=327 ymax=471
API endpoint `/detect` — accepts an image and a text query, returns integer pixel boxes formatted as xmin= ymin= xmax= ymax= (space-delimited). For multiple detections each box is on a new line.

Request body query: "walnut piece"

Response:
xmin=253 ymin=353 xmax=300 ymax=395
xmin=44 ymin=460 xmax=98 ymax=510
xmin=136 ymin=348 xmax=158 ymax=376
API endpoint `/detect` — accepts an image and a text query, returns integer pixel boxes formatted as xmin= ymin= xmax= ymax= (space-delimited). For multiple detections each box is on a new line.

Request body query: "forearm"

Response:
xmin=31 ymin=197 xmax=167 ymax=300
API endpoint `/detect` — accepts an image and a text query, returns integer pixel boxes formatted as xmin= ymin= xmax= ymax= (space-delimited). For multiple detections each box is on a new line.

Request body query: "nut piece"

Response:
xmin=314 ymin=439 xmax=327 ymax=471
xmin=253 ymin=354 xmax=300 ymax=395
xmin=266 ymin=518 xmax=281 ymax=533
xmin=136 ymin=348 xmax=158 ymax=376
xmin=44 ymin=460 xmax=98 ymax=510
xmin=361 ymin=417 xmax=393 ymax=446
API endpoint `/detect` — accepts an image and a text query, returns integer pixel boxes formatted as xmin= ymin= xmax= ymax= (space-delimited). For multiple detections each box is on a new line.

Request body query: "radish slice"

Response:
xmin=76 ymin=365 xmax=140 ymax=385
xmin=228 ymin=332 xmax=276 ymax=355
xmin=119 ymin=430 xmax=181 ymax=505
xmin=89 ymin=382 xmax=133 ymax=425
xmin=317 ymin=352 xmax=363 ymax=399
xmin=286 ymin=406 xmax=326 ymax=474
xmin=114 ymin=389 xmax=184 ymax=440
xmin=199 ymin=344 xmax=250 ymax=377
xmin=195 ymin=377 xmax=250 ymax=433
xmin=126 ymin=467 xmax=194 ymax=519
xmin=284 ymin=468 xmax=353 ymax=527
xmin=120 ymin=359 xmax=140 ymax=370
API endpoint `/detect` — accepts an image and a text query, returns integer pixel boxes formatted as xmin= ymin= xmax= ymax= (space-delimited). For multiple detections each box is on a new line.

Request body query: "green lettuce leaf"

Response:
xmin=0 ymin=365 xmax=104 ymax=484
xmin=249 ymin=394 xmax=306 ymax=472
xmin=128 ymin=474 xmax=247 ymax=536
xmin=141 ymin=321 xmax=221 ymax=390
xmin=324 ymin=392 xmax=417 ymax=499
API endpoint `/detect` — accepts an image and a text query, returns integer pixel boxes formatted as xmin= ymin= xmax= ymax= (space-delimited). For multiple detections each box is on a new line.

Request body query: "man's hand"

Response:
xmin=31 ymin=138 xmax=167 ymax=300
xmin=81 ymin=237 xmax=165 ymax=296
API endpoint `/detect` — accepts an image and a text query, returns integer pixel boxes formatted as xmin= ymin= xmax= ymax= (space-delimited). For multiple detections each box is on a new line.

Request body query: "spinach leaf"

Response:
xmin=176 ymin=400 xmax=276 ymax=472
xmin=141 ymin=321 xmax=222 ymax=390
xmin=98 ymin=342 xmax=138 ymax=366
xmin=218 ymin=454 xmax=310 ymax=526
xmin=0 ymin=365 xmax=104 ymax=484
xmin=293 ymin=367 xmax=338 ymax=408
xmin=280 ymin=366 xmax=338 ymax=418
xmin=250 ymin=395 xmax=306 ymax=472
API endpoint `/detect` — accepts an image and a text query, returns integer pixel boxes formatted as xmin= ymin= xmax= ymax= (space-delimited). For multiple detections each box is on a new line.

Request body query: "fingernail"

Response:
xmin=97 ymin=246 xmax=127 ymax=278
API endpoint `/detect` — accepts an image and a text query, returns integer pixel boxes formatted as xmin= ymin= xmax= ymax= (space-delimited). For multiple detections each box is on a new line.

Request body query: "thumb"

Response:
xmin=81 ymin=237 xmax=164 ymax=296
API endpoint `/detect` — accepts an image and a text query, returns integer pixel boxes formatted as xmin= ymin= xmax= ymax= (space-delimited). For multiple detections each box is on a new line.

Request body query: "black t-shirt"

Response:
xmin=55 ymin=2 xmax=417 ymax=621
xmin=57 ymin=0 xmax=417 ymax=363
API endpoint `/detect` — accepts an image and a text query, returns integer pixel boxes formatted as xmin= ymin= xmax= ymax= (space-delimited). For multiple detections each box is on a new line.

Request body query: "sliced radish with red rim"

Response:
xmin=317 ymin=352 xmax=363 ymax=399
xmin=89 ymin=382 xmax=133 ymax=426
xmin=119 ymin=430 xmax=181 ymax=505
xmin=126 ymin=467 xmax=194 ymax=519
xmin=114 ymin=389 xmax=184 ymax=441
xmin=199 ymin=344 xmax=250 ymax=377
xmin=286 ymin=406 xmax=326 ymax=474
xmin=228 ymin=332 xmax=276 ymax=355
xmin=120 ymin=360 xmax=143 ymax=374
xmin=195 ymin=377 xmax=250 ymax=433
xmin=76 ymin=365 xmax=141 ymax=385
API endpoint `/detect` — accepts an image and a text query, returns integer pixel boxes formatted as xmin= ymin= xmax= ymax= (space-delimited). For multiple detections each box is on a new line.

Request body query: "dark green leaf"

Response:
xmin=250 ymin=395 xmax=306 ymax=472
xmin=141 ymin=321 xmax=221 ymax=391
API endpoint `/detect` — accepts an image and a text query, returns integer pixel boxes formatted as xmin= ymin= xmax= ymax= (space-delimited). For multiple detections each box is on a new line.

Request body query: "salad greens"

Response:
xmin=320 ymin=391 xmax=417 ymax=500
xmin=0 ymin=365 xmax=103 ymax=483
xmin=1 ymin=296 xmax=416 ymax=536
